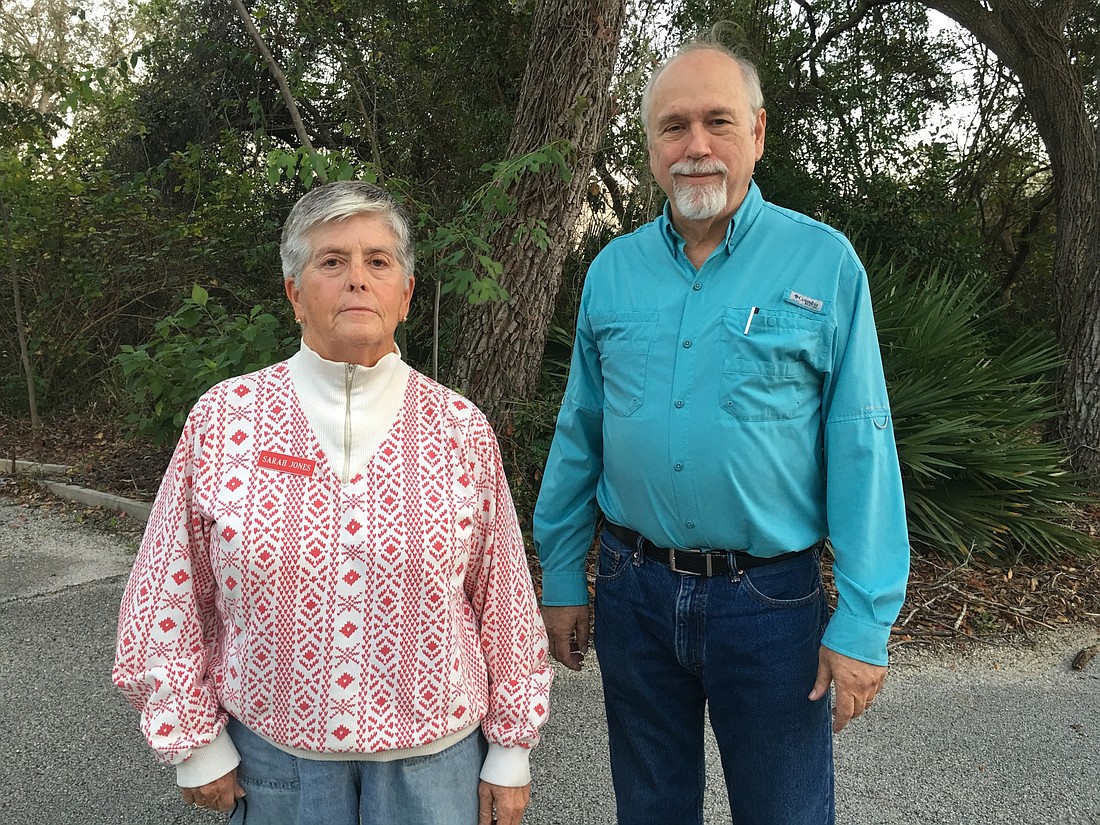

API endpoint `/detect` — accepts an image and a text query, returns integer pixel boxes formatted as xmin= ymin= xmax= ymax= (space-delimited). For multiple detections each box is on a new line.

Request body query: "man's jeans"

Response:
xmin=594 ymin=527 xmax=834 ymax=825
xmin=225 ymin=717 xmax=486 ymax=825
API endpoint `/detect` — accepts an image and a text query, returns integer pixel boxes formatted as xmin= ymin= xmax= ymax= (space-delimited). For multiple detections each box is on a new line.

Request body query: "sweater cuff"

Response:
xmin=479 ymin=743 xmax=531 ymax=787
xmin=175 ymin=729 xmax=242 ymax=788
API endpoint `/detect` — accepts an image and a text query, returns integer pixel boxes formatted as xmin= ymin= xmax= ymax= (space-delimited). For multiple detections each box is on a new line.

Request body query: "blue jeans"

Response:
xmin=594 ymin=528 xmax=834 ymax=825
xmin=226 ymin=717 xmax=486 ymax=825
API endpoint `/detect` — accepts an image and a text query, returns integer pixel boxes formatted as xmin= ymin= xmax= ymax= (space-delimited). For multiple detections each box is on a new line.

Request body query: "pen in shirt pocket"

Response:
xmin=743 ymin=306 xmax=759 ymax=335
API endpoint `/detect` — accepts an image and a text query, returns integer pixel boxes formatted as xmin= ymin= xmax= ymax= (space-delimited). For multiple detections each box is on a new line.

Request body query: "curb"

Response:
xmin=40 ymin=480 xmax=152 ymax=524
xmin=1 ymin=461 xmax=152 ymax=524
xmin=0 ymin=458 xmax=72 ymax=476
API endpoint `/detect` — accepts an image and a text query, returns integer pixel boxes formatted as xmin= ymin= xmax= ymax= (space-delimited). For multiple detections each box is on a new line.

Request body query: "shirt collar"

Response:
xmin=659 ymin=180 xmax=764 ymax=260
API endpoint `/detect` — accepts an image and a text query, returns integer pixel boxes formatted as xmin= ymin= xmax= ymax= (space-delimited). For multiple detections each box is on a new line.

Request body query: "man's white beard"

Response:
xmin=670 ymin=160 xmax=729 ymax=220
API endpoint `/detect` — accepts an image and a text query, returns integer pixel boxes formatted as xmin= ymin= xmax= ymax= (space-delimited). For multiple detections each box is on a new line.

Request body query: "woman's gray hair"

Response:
xmin=280 ymin=180 xmax=415 ymax=287
xmin=640 ymin=41 xmax=764 ymax=141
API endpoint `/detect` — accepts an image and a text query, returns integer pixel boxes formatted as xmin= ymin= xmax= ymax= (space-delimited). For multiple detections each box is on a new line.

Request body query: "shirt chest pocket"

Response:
xmin=591 ymin=312 xmax=658 ymax=418
xmin=720 ymin=308 xmax=828 ymax=422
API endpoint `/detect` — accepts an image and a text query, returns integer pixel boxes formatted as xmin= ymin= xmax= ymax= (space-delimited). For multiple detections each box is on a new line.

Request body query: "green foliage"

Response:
xmin=116 ymin=285 xmax=297 ymax=444
xmin=129 ymin=0 xmax=531 ymax=205
xmin=0 ymin=133 xmax=292 ymax=415
xmin=869 ymin=255 xmax=1097 ymax=562
xmin=419 ymin=142 xmax=569 ymax=307
xmin=265 ymin=146 xmax=361 ymax=188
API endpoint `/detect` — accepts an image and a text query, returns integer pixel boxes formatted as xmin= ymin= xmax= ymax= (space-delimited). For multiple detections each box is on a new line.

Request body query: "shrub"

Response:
xmin=116 ymin=285 xmax=297 ymax=444
xmin=870 ymin=256 xmax=1098 ymax=562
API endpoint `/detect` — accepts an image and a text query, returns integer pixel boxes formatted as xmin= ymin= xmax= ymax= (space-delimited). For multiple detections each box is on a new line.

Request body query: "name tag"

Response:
xmin=257 ymin=450 xmax=316 ymax=477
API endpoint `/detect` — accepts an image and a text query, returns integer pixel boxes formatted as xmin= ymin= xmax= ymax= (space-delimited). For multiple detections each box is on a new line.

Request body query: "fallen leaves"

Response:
xmin=1071 ymin=644 xmax=1098 ymax=671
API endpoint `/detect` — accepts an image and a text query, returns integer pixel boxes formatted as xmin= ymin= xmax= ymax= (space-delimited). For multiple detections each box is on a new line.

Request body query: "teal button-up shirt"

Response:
xmin=533 ymin=182 xmax=910 ymax=665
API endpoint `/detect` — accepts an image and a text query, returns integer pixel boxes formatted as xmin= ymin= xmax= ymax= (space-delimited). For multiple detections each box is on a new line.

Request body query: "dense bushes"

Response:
xmin=0 ymin=143 xmax=289 ymax=417
xmin=116 ymin=285 xmax=297 ymax=443
xmin=870 ymin=257 xmax=1096 ymax=561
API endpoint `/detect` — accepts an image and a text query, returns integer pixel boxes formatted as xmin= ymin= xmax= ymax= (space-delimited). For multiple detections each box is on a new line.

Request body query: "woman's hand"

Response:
xmin=478 ymin=780 xmax=531 ymax=825
xmin=180 ymin=768 xmax=245 ymax=812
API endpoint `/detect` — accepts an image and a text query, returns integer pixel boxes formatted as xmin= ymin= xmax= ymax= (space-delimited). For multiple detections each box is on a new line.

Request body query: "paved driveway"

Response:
xmin=1 ymin=498 xmax=1097 ymax=824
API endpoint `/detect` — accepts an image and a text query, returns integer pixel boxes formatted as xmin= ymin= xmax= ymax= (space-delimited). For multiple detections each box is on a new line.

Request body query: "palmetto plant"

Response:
xmin=869 ymin=256 xmax=1098 ymax=562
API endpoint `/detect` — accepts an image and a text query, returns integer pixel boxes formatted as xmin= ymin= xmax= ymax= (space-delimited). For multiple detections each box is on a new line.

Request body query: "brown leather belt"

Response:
xmin=606 ymin=523 xmax=822 ymax=577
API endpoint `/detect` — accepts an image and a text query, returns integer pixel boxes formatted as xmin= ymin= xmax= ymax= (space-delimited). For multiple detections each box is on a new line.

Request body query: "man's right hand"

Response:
xmin=541 ymin=604 xmax=591 ymax=671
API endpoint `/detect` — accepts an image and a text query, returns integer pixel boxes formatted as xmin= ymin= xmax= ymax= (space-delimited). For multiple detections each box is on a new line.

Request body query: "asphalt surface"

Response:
xmin=1 ymin=495 xmax=1098 ymax=825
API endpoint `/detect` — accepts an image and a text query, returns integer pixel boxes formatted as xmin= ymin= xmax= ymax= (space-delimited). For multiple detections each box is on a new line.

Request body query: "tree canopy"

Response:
xmin=1 ymin=0 xmax=1097 ymax=559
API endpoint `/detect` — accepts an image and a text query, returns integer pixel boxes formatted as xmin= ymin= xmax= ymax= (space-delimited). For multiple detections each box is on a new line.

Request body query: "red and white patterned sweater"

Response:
xmin=113 ymin=360 xmax=551 ymax=787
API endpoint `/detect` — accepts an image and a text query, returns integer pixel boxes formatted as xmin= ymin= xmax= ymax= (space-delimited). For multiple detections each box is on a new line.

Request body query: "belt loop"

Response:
xmin=728 ymin=550 xmax=744 ymax=580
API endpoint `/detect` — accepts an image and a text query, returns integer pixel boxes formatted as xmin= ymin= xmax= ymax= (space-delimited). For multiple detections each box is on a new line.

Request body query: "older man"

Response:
xmin=533 ymin=43 xmax=910 ymax=824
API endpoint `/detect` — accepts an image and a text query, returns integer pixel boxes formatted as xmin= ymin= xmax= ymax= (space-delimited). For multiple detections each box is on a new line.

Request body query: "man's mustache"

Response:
xmin=669 ymin=160 xmax=729 ymax=176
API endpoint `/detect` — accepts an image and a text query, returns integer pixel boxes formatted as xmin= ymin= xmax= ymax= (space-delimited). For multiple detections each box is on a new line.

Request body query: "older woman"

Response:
xmin=114 ymin=181 xmax=552 ymax=825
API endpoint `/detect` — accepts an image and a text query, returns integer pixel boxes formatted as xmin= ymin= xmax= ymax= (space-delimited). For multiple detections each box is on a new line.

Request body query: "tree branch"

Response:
xmin=229 ymin=0 xmax=327 ymax=182
xmin=789 ymin=0 xmax=895 ymax=75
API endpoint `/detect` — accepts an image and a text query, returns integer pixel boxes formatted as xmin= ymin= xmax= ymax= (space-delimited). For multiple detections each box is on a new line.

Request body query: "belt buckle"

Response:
xmin=667 ymin=548 xmax=710 ymax=576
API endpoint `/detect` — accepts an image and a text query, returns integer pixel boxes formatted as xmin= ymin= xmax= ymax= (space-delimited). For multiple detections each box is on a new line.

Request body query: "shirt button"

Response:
xmin=674 ymin=463 xmax=683 ymax=471
xmin=674 ymin=400 xmax=684 ymax=408
xmin=682 ymin=339 xmax=692 ymax=348
xmin=685 ymin=521 xmax=696 ymax=529
xmin=692 ymin=282 xmax=702 ymax=291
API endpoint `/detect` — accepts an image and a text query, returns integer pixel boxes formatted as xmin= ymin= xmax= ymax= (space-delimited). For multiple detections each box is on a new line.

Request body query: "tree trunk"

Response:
xmin=448 ymin=0 xmax=626 ymax=427
xmin=922 ymin=0 xmax=1100 ymax=476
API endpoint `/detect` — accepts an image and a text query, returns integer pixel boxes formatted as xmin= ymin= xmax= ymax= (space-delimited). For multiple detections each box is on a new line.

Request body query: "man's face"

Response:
xmin=647 ymin=50 xmax=766 ymax=226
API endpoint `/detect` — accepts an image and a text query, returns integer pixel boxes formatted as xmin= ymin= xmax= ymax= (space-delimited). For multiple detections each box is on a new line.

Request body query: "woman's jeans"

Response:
xmin=226 ymin=717 xmax=486 ymax=825
xmin=594 ymin=527 xmax=835 ymax=825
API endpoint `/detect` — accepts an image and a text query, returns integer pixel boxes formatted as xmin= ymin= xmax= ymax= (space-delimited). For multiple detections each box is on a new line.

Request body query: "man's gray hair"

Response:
xmin=640 ymin=41 xmax=764 ymax=140
xmin=280 ymin=180 xmax=415 ymax=287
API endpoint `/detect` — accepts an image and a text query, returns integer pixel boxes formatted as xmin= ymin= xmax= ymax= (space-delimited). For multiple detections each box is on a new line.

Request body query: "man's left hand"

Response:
xmin=809 ymin=646 xmax=887 ymax=733
xmin=478 ymin=780 xmax=531 ymax=825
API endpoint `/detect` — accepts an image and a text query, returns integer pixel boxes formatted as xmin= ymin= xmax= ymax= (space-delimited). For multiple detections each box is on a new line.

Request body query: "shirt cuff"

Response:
xmin=539 ymin=570 xmax=589 ymax=606
xmin=821 ymin=610 xmax=892 ymax=666
xmin=479 ymin=743 xmax=532 ymax=787
xmin=175 ymin=729 xmax=242 ymax=788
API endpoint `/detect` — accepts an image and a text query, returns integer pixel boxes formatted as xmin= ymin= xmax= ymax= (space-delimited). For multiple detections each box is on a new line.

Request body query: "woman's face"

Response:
xmin=285 ymin=213 xmax=414 ymax=366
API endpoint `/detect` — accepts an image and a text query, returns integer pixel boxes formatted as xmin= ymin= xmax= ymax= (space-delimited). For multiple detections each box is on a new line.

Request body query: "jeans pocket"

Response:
xmin=596 ymin=534 xmax=631 ymax=581
xmin=400 ymin=729 xmax=486 ymax=772
xmin=742 ymin=556 xmax=822 ymax=608
xmin=229 ymin=717 xmax=301 ymax=791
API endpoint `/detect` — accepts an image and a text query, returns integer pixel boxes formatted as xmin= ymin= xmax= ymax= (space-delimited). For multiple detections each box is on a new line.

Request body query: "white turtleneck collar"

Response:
xmin=287 ymin=340 xmax=411 ymax=483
